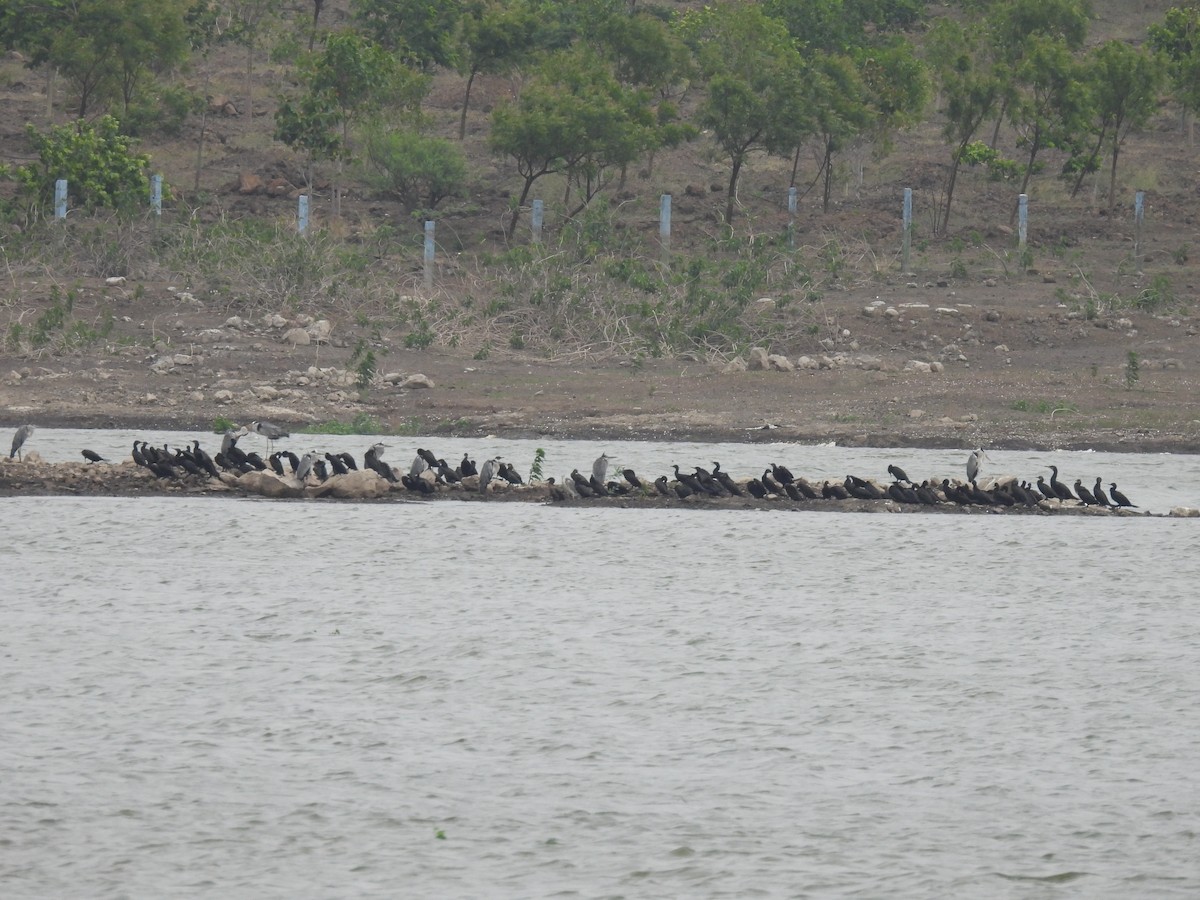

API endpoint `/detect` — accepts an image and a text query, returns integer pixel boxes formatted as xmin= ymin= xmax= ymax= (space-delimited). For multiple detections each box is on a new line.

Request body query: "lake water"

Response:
xmin=3 ymin=430 xmax=1199 ymax=898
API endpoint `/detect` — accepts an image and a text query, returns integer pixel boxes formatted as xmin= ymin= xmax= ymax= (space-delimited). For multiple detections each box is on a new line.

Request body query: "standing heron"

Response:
xmin=295 ymin=451 xmax=318 ymax=483
xmin=249 ymin=420 xmax=289 ymax=454
xmin=9 ymin=424 xmax=34 ymax=460
xmin=478 ymin=457 xmax=500 ymax=493
xmin=592 ymin=453 xmax=612 ymax=484
xmin=966 ymin=448 xmax=988 ymax=483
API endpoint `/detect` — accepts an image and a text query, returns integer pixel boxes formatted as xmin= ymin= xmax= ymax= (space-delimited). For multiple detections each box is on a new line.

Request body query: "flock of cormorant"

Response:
xmin=6 ymin=422 xmax=1143 ymax=511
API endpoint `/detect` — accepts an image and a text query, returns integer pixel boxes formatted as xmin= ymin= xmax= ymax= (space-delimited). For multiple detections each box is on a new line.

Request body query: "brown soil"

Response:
xmin=1 ymin=2 xmax=1199 ymax=453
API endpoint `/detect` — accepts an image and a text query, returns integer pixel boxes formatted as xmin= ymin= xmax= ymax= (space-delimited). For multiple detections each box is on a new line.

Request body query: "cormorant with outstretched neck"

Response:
xmin=1093 ymin=478 xmax=1112 ymax=507
xmin=417 ymin=448 xmax=439 ymax=468
xmin=1074 ymin=479 xmax=1098 ymax=505
xmin=1109 ymin=483 xmax=1136 ymax=507
xmin=1048 ymin=465 xmax=1075 ymax=501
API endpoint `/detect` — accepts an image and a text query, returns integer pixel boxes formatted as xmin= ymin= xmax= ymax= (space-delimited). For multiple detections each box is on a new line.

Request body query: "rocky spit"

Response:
xmin=2 ymin=455 xmax=1192 ymax=517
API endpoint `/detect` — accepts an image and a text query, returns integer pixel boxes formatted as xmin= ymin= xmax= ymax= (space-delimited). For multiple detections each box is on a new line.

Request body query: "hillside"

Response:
xmin=0 ymin=0 xmax=1198 ymax=452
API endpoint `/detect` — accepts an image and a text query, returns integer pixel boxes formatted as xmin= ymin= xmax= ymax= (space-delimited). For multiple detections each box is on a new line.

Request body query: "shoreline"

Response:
xmin=0 ymin=457 xmax=1183 ymax=516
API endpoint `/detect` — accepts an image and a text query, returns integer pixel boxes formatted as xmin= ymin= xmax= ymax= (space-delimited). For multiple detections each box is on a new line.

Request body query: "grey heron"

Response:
xmin=9 ymin=424 xmax=34 ymax=460
xmin=249 ymin=420 xmax=289 ymax=454
xmin=592 ymin=453 xmax=611 ymax=483
xmin=365 ymin=443 xmax=397 ymax=482
xmin=966 ymin=448 xmax=988 ymax=483
xmin=478 ymin=457 xmax=500 ymax=493
xmin=409 ymin=454 xmax=429 ymax=477
xmin=295 ymin=451 xmax=318 ymax=483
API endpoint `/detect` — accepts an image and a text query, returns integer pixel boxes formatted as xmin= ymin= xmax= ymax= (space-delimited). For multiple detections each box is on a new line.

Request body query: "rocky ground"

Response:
xmin=2 ymin=268 xmax=1198 ymax=455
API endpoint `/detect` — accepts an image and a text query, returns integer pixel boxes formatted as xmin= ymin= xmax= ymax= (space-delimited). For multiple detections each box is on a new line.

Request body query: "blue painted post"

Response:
xmin=787 ymin=186 xmax=797 ymax=249
xmin=531 ymin=199 xmax=543 ymax=244
xmin=902 ymin=188 xmax=913 ymax=274
xmin=298 ymin=194 xmax=309 ymax=235
xmin=424 ymin=220 xmax=435 ymax=290
xmin=54 ymin=179 xmax=67 ymax=220
xmin=1134 ymin=191 xmax=1145 ymax=267
xmin=150 ymin=174 xmax=162 ymax=216
xmin=1017 ymin=193 xmax=1028 ymax=250
xmin=659 ymin=193 xmax=671 ymax=262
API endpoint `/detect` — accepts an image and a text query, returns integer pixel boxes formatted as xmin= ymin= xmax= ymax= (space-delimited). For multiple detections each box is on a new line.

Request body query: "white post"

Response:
xmin=902 ymin=187 xmax=913 ymax=274
xmin=787 ymin=186 xmax=797 ymax=249
xmin=1018 ymin=193 xmax=1028 ymax=250
xmin=424 ymin=220 xmax=435 ymax=290
xmin=151 ymin=174 xmax=162 ymax=216
xmin=1134 ymin=191 xmax=1145 ymax=268
xmin=531 ymin=199 xmax=543 ymax=244
xmin=659 ymin=193 xmax=671 ymax=262
xmin=54 ymin=179 xmax=67 ymax=220
xmin=298 ymin=195 xmax=309 ymax=235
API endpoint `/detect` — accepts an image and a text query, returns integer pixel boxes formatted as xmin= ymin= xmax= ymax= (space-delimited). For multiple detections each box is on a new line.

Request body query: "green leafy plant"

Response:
xmin=529 ymin=447 xmax=546 ymax=483
xmin=16 ymin=116 xmax=151 ymax=215
xmin=1125 ymin=350 xmax=1140 ymax=390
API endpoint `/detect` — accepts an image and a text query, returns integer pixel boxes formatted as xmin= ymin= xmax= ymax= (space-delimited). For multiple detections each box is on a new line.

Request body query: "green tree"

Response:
xmin=1007 ymin=34 xmax=1090 ymax=202
xmin=489 ymin=47 xmax=664 ymax=235
xmin=1148 ymin=6 xmax=1200 ymax=138
xmin=362 ymin=126 xmax=467 ymax=210
xmin=682 ymin=1 xmax=811 ymax=225
xmin=352 ymin=0 xmax=463 ymax=69
xmin=1079 ymin=41 xmax=1164 ymax=210
xmin=455 ymin=0 xmax=539 ymax=140
xmin=927 ymin=18 xmax=1001 ymax=233
xmin=224 ymin=0 xmax=283 ymax=117
xmin=275 ymin=32 xmax=427 ymax=208
xmin=16 ymin=115 xmax=151 ymax=215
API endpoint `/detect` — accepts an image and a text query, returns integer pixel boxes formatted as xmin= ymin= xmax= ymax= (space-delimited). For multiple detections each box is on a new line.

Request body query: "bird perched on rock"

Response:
xmin=593 ymin=452 xmax=611 ymax=484
xmin=478 ymin=457 xmax=500 ymax=493
xmin=966 ymin=448 xmax=988 ymax=483
xmin=9 ymin=424 xmax=34 ymax=460
xmin=81 ymin=449 xmax=105 ymax=463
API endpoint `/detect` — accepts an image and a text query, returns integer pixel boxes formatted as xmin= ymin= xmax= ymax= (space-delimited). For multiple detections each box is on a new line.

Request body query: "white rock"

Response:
xmin=767 ymin=354 xmax=794 ymax=372
xmin=1169 ymin=507 xmax=1199 ymax=518
xmin=105 ymin=276 xmax=126 ymax=286
xmin=747 ymin=347 xmax=770 ymax=371
xmin=213 ymin=389 xmax=234 ymax=403
xmin=382 ymin=372 xmax=405 ymax=384
xmin=282 ymin=327 xmax=311 ymax=346
xmin=936 ymin=307 xmax=960 ymax=316
xmin=307 ymin=319 xmax=332 ymax=343
xmin=224 ymin=316 xmax=245 ymax=329
xmin=905 ymin=360 xmax=933 ymax=374
xmin=172 ymin=354 xmax=195 ymax=366
xmin=257 ymin=385 xmax=281 ymax=401
xmin=929 ymin=361 xmax=945 ymax=374
xmin=399 ymin=373 xmax=435 ymax=390
xmin=722 ymin=357 xmax=748 ymax=374
xmin=796 ymin=356 xmax=819 ymax=370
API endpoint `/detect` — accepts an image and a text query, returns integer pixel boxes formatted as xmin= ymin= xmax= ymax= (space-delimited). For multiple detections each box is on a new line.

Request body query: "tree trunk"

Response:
xmin=45 ymin=67 xmax=56 ymax=120
xmin=309 ymin=0 xmax=324 ymax=51
xmin=725 ymin=155 xmax=743 ymax=225
xmin=941 ymin=156 xmax=962 ymax=235
xmin=507 ymin=174 xmax=537 ymax=239
xmin=821 ymin=140 xmax=834 ymax=213
xmin=458 ymin=70 xmax=476 ymax=140
xmin=1108 ymin=137 xmax=1121 ymax=215
xmin=1070 ymin=122 xmax=1108 ymax=199
xmin=1010 ymin=133 xmax=1040 ymax=227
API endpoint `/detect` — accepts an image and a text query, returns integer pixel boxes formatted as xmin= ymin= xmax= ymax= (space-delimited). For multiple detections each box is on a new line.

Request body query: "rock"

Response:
xmin=722 ymin=357 xmax=748 ymax=374
xmin=238 ymin=470 xmax=304 ymax=499
xmin=936 ymin=307 xmax=960 ymax=316
xmin=796 ymin=356 xmax=819 ymax=370
xmin=172 ymin=354 xmax=195 ymax=366
xmin=1162 ymin=358 xmax=1183 ymax=370
xmin=885 ymin=307 xmax=900 ymax=319
xmin=238 ymin=172 xmax=263 ymax=195
xmin=307 ymin=319 xmax=333 ymax=343
xmin=381 ymin=372 xmax=405 ymax=384
xmin=858 ymin=356 xmax=884 ymax=371
xmin=767 ymin=354 xmax=794 ymax=372
xmin=213 ymin=389 xmax=234 ymax=403
xmin=224 ymin=316 xmax=245 ymax=329
xmin=747 ymin=347 xmax=770 ymax=370
xmin=399 ymin=374 xmax=435 ymax=390
xmin=905 ymin=360 xmax=933 ymax=374
xmin=818 ymin=355 xmax=836 ymax=370
xmin=994 ymin=344 xmax=1010 ymax=352
xmin=105 ymin=276 xmax=126 ymax=286
xmin=755 ymin=298 xmax=776 ymax=312
xmin=909 ymin=409 xmax=925 ymax=419
xmin=149 ymin=357 xmax=174 ymax=374
xmin=194 ymin=329 xmax=224 ymax=344
xmin=1170 ymin=507 xmax=1199 ymax=518
xmin=985 ymin=309 xmax=1002 ymax=322
xmin=929 ymin=361 xmax=945 ymax=374
xmin=862 ymin=305 xmax=878 ymax=317
xmin=310 ymin=470 xmax=392 ymax=499
xmin=257 ymin=385 xmax=281 ymax=401
xmin=265 ymin=314 xmax=289 ymax=329
xmin=282 ymin=327 xmax=311 ymax=346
